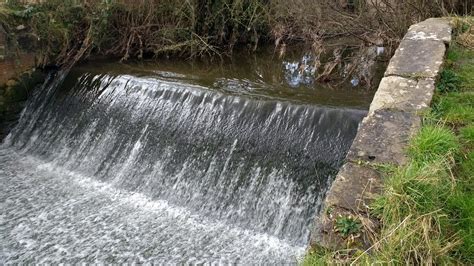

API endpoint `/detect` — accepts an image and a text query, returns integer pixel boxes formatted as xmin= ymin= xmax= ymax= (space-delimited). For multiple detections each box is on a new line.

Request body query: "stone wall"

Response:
xmin=0 ymin=21 xmax=38 ymax=84
xmin=311 ymin=18 xmax=453 ymax=249
xmin=0 ymin=23 xmax=44 ymax=139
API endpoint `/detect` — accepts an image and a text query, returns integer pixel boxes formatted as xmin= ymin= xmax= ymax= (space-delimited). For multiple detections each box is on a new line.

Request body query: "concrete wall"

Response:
xmin=311 ymin=18 xmax=453 ymax=249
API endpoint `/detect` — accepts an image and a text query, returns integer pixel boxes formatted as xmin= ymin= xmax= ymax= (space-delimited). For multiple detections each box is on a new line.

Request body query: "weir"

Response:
xmin=1 ymin=67 xmax=366 ymax=263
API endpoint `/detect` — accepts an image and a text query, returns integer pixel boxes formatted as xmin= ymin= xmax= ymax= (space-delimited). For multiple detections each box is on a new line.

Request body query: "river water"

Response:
xmin=0 ymin=48 xmax=379 ymax=264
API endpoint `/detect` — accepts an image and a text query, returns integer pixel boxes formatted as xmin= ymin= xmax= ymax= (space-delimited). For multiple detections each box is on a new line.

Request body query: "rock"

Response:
xmin=310 ymin=163 xmax=382 ymax=250
xmin=311 ymin=205 xmax=379 ymax=250
xmin=6 ymin=80 xmax=17 ymax=87
xmin=369 ymin=76 xmax=435 ymax=113
xmin=0 ymin=24 xmax=6 ymax=44
xmin=347 ymin=110 xmax=421 ymax=165
xmin=17 ymin=33 xmax=39 ymax=52
xmin=384 ymin=39 xmax=446 ymax=79
xmin=325 ymin=162 xmax=382 ymax=212
xmin=16 ymin=25 xmax=26 ymax=31
xmin=0 ymin=45 xmax=5 ymax=61
xmin=404 ymin=18 xmax=452 ymax=44
xmin=5 ymin=83 xmax=28 ymax=103
xmin=19 ymin=70 xmax=46 ymax=89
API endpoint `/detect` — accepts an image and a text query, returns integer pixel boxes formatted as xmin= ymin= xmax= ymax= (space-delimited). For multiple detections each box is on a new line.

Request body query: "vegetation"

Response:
xmin=304 ymin=17 xmax=474 ymax=265
xmin=0 ymin=0 xmax=470 ymax=69
xmin=335 ymin=216 xmax=362 ymax=238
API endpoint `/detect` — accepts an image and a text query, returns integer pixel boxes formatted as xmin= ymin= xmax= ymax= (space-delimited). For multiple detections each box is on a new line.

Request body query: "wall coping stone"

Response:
xmin=369 ymin=76 xmax=435 ymax=114
xmin=311 ymin=18 xmax=453 ymax=250
xmin=384 ymin=39 xmax=446 ymax=78
xmin=404 ymin=18 xmax=452 ymax=44
xmin=346 ymin=110 xmax=421 ymax=165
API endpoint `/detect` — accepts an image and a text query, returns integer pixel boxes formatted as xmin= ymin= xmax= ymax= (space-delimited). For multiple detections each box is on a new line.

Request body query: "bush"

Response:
xmin=3 ymin=0 xmax=468 ymax=65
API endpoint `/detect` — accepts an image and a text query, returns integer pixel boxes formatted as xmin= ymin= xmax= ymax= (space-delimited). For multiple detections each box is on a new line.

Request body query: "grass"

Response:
xmin=304 ymin=17 xmax=474 ymax=265
xmin=436 ymin=69 xmax=461 ymax=93
xmin=434 ymin=94 xmax=474 ymax=125
xmin=408 ymin=125 xmax=459 ymax=162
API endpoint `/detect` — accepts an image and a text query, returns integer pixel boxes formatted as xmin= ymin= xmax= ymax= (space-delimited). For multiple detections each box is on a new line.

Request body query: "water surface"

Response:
xmin=0 ymin=47 xmax=377 ymax=263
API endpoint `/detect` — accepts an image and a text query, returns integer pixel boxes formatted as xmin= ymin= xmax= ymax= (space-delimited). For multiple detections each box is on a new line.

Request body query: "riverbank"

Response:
xmin=1 ymin=1 xmax=467 ymax=65
xmin=304 ymin=17 xmax=474 ymax=265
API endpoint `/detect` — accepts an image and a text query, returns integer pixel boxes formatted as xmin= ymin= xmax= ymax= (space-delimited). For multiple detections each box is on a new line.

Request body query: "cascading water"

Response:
xmin=0 ymin=64 xmax=366 ymax=263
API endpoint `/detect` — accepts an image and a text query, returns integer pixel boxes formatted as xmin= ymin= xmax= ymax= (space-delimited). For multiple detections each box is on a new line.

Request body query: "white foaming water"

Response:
xmin=0 ymin=149 xmax=306 ymax=264
xmin=1 ymin=70 xmax=366 ymax=263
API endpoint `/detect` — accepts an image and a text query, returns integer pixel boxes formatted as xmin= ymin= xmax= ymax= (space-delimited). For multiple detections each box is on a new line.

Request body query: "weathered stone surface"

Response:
xmin=311 ymin=206 xmax=379 ymax=250
xmin=0 ymin=24 xmax=6 ymax=45
xmin=17 ymin=33 xmax=39 ymax=52
xmin=6 ymin=79 xmax=17 ymax=87
xmin=0 ymin=53 xmax=36 ymax=85
xmin=0 ymin=70 xmax=45 ymax=140
xmin=310 ymin=164 xmax=382 ymax=250
xmin=384 ymin=39 xmax=445 ymax=79
xmin=404 ymin=18 xmax=452 ymax=44
xmin=16 ymin=24 xmax=26 ymax=31
xmin=347 ymin=110 xmax=421 ymax=165
xmin=369 ymin=76 xmax=435 ymax=113
xmin=325 ymin=162 xmax=382 ymax=212
xmin=311 ymin=17 xmax=453 ymax=252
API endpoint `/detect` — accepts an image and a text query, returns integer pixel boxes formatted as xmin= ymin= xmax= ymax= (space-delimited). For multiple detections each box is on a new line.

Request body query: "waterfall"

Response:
xmin=1 ymin=69 xmax=365 ymax=263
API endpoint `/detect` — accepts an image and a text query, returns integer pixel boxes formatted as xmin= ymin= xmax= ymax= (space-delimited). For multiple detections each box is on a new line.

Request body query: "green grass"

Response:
xmin=437 ymin=69 xmax=462 ymax=93
xmin=434 ymin=93 xmax=474 ymax=125
xmin=460 ymin=125 xmax=474 ymax=148
xmin=304 ymin=18 xmax=474 ymax=265
xmin=301 ymin=247 xmax=332 ymax=266
xmin=408 ymin=125 xmax=459 ymax=162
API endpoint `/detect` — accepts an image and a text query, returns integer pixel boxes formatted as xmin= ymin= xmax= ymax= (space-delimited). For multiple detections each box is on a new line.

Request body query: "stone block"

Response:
xmin=0 ymin=45 xmax=5 ymax=61
xmin=384 ymin=39 xmax=446 ymax=79
xmin=404 ymin=18 xmax=452 ymax=44
xmin=0 ymin=24 xmax=6 ymax=45
xmin=369 ymin=76 xmax=435 ymax=113
xmin=347 ymin=110 xmax=421 ymax=165
xmin=325 ymin=162 xmax=382 ymax=212
xmin=311 ymin=205 xmax=379 ymax=250
xmin=310 ymin=163 xmax=382 ymax=250
xmin=4 ymin=79 xmax=28 ymax=103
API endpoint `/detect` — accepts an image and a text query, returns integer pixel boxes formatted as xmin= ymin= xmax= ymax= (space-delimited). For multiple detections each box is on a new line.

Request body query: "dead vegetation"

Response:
xmin=1 ymin=0 xmax=471 ymax=75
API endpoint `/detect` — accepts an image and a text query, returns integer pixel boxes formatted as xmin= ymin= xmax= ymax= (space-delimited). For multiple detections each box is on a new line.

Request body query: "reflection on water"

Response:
xmin=283 ymin=53 xmax=318 ymax=87
xmin=76 ymin=44 xmax=386 ymax=108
